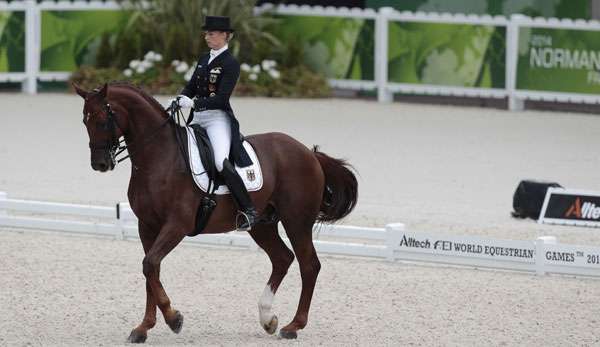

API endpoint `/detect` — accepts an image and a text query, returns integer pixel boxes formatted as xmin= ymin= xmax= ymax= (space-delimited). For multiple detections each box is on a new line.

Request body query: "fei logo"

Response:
xmin=565 ymin=198 xmax=600 ymax=220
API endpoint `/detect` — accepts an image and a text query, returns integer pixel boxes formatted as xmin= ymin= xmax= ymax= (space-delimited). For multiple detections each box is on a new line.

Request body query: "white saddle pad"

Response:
xmin=186 ymin=126 xmax=263 ymax=195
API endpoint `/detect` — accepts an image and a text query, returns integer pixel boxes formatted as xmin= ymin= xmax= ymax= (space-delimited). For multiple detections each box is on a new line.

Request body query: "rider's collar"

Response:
xmin=209 ymin=44 xmax=228 ymax=61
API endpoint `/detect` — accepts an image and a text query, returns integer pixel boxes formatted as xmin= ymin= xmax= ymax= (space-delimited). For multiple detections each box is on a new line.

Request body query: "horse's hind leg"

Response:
xmin=128 ymin=224 xmax=158 ymax=343
xmin=278 ymin=218 xmax=321 ymax=339
xmin=248 ymin=223 xmax=295 ymax=335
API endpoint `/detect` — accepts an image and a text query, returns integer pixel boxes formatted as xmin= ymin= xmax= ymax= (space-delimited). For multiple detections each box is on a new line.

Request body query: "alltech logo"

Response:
xmin=565 ymin=198 xmax=600 ymax=220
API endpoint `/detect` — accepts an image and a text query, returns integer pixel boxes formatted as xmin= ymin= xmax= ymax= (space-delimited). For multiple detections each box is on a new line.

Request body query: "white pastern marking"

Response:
xmin=258 ymin=285 xmax=275 ymax=325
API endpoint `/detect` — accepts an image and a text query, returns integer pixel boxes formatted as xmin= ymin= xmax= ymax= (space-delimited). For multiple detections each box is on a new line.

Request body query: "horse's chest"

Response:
xmin=128 ymin=183 xmax=160 ymax=225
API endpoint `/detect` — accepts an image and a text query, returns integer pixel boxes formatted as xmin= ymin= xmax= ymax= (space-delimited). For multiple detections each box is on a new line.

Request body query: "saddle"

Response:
xmin=185 ymin=127 xmax=263 ymax=195
xmin=184 ymin=124 xmax=264 ymax=236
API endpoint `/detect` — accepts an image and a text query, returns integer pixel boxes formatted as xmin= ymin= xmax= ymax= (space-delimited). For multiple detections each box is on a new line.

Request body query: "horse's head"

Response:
xmin=74 ymin=83 xmax=127 ymax=172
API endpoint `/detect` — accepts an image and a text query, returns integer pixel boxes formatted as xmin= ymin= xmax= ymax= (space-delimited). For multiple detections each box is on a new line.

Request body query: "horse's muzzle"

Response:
xmin=91 ymin=161 xmax=114 ymax=172
xmin=90 ymin=149 xmax=116 ymax=172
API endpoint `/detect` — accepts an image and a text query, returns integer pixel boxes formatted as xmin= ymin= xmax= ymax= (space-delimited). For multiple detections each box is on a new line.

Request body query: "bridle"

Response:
xmin=87 ymin=98 xmax=177 ymax=168
xmin=88 ymin=102 xmax=123 ymax=168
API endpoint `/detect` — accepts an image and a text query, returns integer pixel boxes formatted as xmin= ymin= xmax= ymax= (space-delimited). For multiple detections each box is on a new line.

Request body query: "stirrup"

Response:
xmin=235 ymin=211 xmax=254 ymax=231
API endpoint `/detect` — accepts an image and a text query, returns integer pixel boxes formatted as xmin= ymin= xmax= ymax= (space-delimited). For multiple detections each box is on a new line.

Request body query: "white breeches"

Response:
xmin=190 ymin=110 xmax=231 ymax=172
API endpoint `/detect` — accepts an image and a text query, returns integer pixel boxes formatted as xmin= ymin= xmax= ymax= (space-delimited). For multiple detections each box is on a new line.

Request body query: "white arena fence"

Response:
xmin=3 ymin=1 xmax=600 ymax=110
xmin=3 ymin=191 xmax=600 ymax=278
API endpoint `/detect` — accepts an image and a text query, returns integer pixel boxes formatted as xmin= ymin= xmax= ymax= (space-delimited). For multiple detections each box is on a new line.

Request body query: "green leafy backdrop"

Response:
xmin=388 ymin=22 xmax=505 ymax=88
xmin=40 ymin=10 xmax=128 ymax=71
xmin=0 ymin=11 xmax=24 ymax=72
xmin=271 ymin=15 xmax=374 ymax=80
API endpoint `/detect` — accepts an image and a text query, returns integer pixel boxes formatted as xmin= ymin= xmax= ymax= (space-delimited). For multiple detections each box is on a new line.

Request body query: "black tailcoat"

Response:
xmin=181 ymin=50 xmax=252 ymax=167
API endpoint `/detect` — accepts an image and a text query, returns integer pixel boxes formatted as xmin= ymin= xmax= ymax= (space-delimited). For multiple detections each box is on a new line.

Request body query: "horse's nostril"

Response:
xmin=92 ymin=162 xmax=108 ymax=171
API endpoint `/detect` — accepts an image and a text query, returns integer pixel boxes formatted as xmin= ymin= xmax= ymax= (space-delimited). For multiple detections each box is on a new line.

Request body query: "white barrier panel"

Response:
xmin=543 ymin=243 xmax=600 ymax=277
xmin=4 ymin=192 xmax=600 ymax=278
xmin=117 ymin=203 xmax=389 ymax=257
xmin=388 ymin=229 xmax=537 ymax=272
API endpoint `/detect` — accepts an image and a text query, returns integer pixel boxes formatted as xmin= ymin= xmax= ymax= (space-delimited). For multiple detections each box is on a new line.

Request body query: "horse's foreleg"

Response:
xmin=142 ymin=224 xmax=186 ymax=334
xmin=128 ymin=281 xmax=156 ymax=343
xmin=248 ymin=224 xmax=295 ymax=335
xmin=128 ymin=226 xmax=158 ymax=343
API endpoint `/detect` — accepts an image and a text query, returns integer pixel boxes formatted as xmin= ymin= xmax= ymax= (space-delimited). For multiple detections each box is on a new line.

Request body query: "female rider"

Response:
xmin=171 ymin=16 xmax=256 ymax=231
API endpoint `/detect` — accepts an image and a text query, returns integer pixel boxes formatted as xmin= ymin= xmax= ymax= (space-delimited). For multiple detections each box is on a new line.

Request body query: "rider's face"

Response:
xmin=205 ymin=31 xmax=227 ymax=50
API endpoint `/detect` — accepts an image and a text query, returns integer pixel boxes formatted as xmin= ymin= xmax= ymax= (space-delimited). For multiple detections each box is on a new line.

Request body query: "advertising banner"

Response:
xmin=539 ymin=188 xmax=600 ymax=227
xmin=0 ymin=10 xmax=25 ymax=73
xmin=517 ymin=27 xmax=600 ymax=94
xmin=387 ymin=21 xmax=506 ymax=88
xmin=391 ymin=231 xmax=535 ymax=263
xmin=544 ymin=243 xmax=600 ymax=270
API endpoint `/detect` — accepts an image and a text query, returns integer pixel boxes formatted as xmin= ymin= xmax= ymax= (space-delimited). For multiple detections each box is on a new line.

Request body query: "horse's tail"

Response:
xmin=313 ymin=146 xmax=358 ymax=223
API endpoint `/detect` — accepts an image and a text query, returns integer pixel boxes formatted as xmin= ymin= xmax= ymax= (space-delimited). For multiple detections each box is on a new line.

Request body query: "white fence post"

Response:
xmin=385 ymin=222 xmax=404 ymax=261
xmin=376 ymin=7 xmax=393 ymax=103
xmin=506 ymin=14 xmax=524 ymax=111
xmin=22 ymin=0 xmax=39 ymax=94
xmin=535 ymin=236 xmax=556 ymax=275
xmin=0 ymin=192 xmax=7 ymax=217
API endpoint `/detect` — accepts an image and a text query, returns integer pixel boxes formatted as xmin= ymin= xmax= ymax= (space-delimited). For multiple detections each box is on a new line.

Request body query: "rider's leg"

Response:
xmin=201 ymin=111 xmax=257 ymax=230
xmin=202 ymin=114 xmax=231 ymax=173
xmin=221 ymin=158 xmax=257 ymax=231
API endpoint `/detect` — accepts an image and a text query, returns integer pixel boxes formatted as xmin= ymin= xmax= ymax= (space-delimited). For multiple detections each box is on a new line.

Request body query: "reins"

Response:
xmin=99 ymin=100 xmax=177 ymax=167
xmin=169 ymin=105 xmax=217 ymax=195
xmin=94 ymin=96 xmax=216 ymax=193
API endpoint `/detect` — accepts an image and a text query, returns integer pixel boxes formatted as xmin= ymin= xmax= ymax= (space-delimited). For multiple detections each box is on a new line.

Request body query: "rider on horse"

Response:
xmin=170 ymin=16 xmax=257 ymax=231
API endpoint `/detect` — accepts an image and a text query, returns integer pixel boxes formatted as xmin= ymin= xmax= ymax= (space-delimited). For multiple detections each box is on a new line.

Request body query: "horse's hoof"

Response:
xmin=279 ymin=329 xmax=298 ymax=339
xmin=167 ymin=310 xmax=184 ymax=334
xmin=262 ymin=315 xmax=278 ymax=335
xmin=127 ymin=329 xmax=147 ymax=343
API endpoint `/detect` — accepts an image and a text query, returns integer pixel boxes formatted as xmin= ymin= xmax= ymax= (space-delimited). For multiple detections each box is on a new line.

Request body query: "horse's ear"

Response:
xmin=72 ymin=83 xmax=88 ymax=99
xmin=98 ymin=83 xmax=108 ymax=98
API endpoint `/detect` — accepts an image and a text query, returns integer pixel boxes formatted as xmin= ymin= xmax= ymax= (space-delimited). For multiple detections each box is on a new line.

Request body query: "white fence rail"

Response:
xmin=2 ymin=1 xmax=600 ymax=110
xmin=3 ymin=192 xmax=600 ymax=277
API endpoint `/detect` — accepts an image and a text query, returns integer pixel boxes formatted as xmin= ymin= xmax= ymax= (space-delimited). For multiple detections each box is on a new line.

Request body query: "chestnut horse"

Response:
xmin=74 ymin=82 xmax=358 ymax=342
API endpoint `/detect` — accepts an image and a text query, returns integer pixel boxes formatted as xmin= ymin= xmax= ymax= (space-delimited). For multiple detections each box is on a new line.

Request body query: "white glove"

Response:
xmin=176 ymin=95 xmax=194 ymax=109
xmin=167 ymin=95 xmax=194 ymax=109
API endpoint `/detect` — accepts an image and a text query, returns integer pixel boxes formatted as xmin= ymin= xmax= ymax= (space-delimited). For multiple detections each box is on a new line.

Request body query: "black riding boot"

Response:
xmin=221 ymin=159 xmax=258 ymax=231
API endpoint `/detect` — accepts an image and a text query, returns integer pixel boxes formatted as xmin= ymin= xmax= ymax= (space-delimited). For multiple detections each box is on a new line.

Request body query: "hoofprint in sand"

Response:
xmin=1 ymin=93 xmax=600 ymax=345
